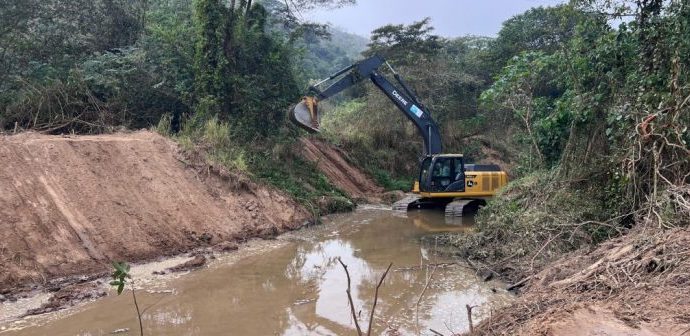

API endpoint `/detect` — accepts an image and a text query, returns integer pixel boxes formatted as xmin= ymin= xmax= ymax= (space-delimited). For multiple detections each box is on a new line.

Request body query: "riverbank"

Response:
xmin=442 ymin=180 xmax=690 ymax=335
xmin=471 ymin=224 xmax=690 ymax=335
xmin=0 ymin=131 xmax=312 ymax=296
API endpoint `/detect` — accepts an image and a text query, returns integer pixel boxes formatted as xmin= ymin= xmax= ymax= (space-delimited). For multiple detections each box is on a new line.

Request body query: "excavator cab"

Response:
xmin=418 ymin=155 xmax=466 ymax=193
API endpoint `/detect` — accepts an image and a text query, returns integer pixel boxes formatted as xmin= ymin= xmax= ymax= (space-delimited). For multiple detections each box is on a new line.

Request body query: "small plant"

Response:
xmin=110 ymin=261 xmax=144 ymax=336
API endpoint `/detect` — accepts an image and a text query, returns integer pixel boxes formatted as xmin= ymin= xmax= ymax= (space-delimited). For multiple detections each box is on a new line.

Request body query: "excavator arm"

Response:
xmin=290 ymin=55 xmax=443 ymax=156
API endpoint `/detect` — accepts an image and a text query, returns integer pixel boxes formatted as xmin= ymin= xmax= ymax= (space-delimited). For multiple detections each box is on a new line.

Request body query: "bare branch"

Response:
xmin=367 ymin=262 xmax=393 ymax=336
xmin=337 ymin=257 xmax=363 ymax=336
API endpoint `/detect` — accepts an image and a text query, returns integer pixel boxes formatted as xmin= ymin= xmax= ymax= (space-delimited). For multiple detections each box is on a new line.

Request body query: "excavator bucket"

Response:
xmin=289 ymin=96 xmax=321 ymax=133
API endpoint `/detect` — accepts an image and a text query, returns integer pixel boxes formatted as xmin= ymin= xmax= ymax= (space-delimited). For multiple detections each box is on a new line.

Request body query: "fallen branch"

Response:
xmin=506 ymin=276 xmax=532 ymax=291
xmin=430 ymin=328 xmax=445 ymax=336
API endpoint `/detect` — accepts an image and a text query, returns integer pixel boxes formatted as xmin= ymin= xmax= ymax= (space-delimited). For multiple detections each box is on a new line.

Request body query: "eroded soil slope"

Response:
xmin=0 ymin=131 xmax=309 ymax=292
xmin=297 ymin=137 xmax=382 ymax=200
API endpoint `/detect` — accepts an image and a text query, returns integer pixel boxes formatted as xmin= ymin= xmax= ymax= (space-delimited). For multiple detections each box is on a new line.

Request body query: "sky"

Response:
xmin=306 ymin=0 xmax=567 ymax=38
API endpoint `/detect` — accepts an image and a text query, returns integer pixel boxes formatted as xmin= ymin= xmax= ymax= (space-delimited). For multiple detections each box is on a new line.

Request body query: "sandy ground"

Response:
xmin=0 ymin=131 xmax=310 ymax=294
xmin=297 ymin=137 xmax=383 ymax=201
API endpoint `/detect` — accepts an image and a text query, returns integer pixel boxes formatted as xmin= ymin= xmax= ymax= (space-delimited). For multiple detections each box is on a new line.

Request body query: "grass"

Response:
xmin=160 ymin=116 xmax=355 ymax=216
xmin=370 ymin=168 xmax=413 ymax=192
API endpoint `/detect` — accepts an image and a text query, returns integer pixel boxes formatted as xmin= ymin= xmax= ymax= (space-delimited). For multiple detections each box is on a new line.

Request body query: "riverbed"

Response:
xmin=1 ymin=207 xmax=512 ymax=335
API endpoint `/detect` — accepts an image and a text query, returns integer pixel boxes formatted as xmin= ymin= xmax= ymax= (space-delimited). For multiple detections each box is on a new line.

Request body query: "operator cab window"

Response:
xmin=454 ymin=159 xmax=464 ymax=182
xmin=431 ymin=158 xmax=452 ymax=189
xmin=420 ymin=157 xmax=432 ymax=187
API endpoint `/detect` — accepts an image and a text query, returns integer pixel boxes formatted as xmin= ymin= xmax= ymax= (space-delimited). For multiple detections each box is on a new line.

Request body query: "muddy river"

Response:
xmin=1 ymin=207 xmax=512 ymax=335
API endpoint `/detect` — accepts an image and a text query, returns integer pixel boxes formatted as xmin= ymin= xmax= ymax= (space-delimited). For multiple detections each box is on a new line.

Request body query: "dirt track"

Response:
xmin=0 ymin=131 xmax=309 ymax=293
xmin=297 ymin=137 xmax=382 ymax=200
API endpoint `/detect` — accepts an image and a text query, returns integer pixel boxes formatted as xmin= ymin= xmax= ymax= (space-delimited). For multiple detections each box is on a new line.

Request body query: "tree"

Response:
xmin=481 ymin=52 xmax=558 ymax=167
xmin=364 ymin=18 xmax=443 ymax=65
xmin=488 ymin=5 xmax=584 ymax=72
xmin=193 ymin=0 xmax=229 ymax=116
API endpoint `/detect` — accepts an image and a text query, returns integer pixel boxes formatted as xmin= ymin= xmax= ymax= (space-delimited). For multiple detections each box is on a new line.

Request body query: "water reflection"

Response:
xmin=2 ymin=209 xmax=512 ymax=336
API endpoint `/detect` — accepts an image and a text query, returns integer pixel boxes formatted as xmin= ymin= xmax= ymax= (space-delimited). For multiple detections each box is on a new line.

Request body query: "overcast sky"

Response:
xmin=306 ymin=0 xmax=567 ymax=38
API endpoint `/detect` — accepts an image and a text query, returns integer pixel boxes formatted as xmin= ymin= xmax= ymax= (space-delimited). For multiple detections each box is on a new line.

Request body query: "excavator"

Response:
xmin=289 ymin=55 xmax=508 ymax=216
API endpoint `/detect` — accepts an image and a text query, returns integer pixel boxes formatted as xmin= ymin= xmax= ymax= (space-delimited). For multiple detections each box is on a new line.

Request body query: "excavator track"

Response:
xmin=392 ymin=195 xmax=422 ymax=212
xmin=444 ymin=199 xmax=473 ymax=217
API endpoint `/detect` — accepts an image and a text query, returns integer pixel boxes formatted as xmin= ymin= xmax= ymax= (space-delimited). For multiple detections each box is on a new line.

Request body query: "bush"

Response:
xmin=443 ymin=169 xmax=622 ymax=281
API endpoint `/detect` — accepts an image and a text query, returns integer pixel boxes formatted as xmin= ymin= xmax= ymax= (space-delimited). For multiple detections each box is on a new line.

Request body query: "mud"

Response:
xmin=0 ymin=131 xmax=309 ymax=294
xmin=166 ymin=255 xmax=207 ymax=273
xmin=0 ymin=209 xmax=513 ymax=335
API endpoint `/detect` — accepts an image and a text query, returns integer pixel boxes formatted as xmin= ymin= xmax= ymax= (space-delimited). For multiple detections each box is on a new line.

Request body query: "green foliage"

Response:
xmin=192 ymin=0 xmax=228 ymax=104
xmin=480 ymin=51 xmax=565 ymax=168
xmin=0 ymin=0 xmax=192 ymax=133
xmin=143 ymin=0 xmax=197 ymax=106
xmin=109 ymin=261 xmax=144 ymax=335
xmin=109 ymin=261 xmax=131 ymax=295
xmin=291 ymin=27 xmax=368 ymax=83
xmin=322 ymin=24 xmax=502 ymax=181
xmin=488 ymin=4 xmax=584 ymax=71
xmin=449 ymin=0 xmax=690 ymax=281
xmin=189 ymin=0 xmax=303 ymax=137
xmin=370 ymin=168 xmax=413 ymax=192
xmin=0 ymin=0 xmax=308 ymax=137
xmin=365 ymin=18 xmax=443 ymax=65
xmin=175 ymin=118 xmax=351 ymax=214
xmin=251 ymin=143 xmax=353 ymax=211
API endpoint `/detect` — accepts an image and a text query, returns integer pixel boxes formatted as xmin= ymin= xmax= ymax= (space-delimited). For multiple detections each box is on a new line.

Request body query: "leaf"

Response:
xmin=109 ymin=280 xmax=121 ymax=286
xmin=117 ymin=283 xmax=125 ymax=295
xmin=112 ymin=261 xmax=126 ymax=274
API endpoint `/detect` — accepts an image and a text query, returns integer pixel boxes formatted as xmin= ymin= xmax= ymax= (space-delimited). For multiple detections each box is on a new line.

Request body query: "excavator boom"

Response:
xmin=289 ymin=55 xmax=508 ymax=217
xmin=289 ymin=55 xmax=442 ymax=156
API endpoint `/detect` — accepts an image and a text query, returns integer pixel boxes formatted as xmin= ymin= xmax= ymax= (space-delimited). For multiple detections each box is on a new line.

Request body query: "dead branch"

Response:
xmin=415 ymin=265 xmax=438 ymax=333
xmin=466 ymin=304 xmax=477 ymax=334
xmin=429 ymin=328 xmax=445 ymax=336
xmin=337 ymin=257 xmax=363 ymax=336
xmin=506 ymin=276 xmax=532 ymax=291
xmin=367 ymin=262 xmax=393 ymax=336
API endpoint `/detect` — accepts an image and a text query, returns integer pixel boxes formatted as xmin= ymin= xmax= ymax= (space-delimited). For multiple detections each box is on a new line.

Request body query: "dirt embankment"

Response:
xmin=0 ymin=131 xmax=310 ymax=293
xmin=297 ymin=137 xmax=383 ymax=201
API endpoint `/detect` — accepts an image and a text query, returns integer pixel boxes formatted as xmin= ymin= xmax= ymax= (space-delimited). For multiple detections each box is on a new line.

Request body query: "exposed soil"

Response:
xmin=472 ymin=226 xmax=690 ymax=335
xmin=297 ymin=137 xmax=383 ymax=201
xmin=24 ymin=282 xmax=107 ymax=316
xmin=0 ymin=131 xmax=310 ymax=295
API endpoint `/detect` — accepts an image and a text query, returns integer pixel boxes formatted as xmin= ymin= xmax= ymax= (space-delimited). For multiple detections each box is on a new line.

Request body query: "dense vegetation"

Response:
xmin=1 ymin=0 xmax=687 ymax=231
xmin=0 ymin=0 xmax=364 ymax=213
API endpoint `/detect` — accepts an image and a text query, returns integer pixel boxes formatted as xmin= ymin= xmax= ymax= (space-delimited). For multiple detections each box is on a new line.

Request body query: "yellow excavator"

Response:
xmin=289 ymin=55 xmax=508 ymax=216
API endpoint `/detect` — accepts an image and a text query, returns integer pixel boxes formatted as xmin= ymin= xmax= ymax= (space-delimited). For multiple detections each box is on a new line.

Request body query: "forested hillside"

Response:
xmin=293 ymin=26 xmax=368 ymax=80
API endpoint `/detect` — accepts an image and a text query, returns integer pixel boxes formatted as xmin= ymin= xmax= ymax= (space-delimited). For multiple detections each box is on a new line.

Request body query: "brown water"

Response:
xmin=1 ymin=208 xmax=512 ymax=336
